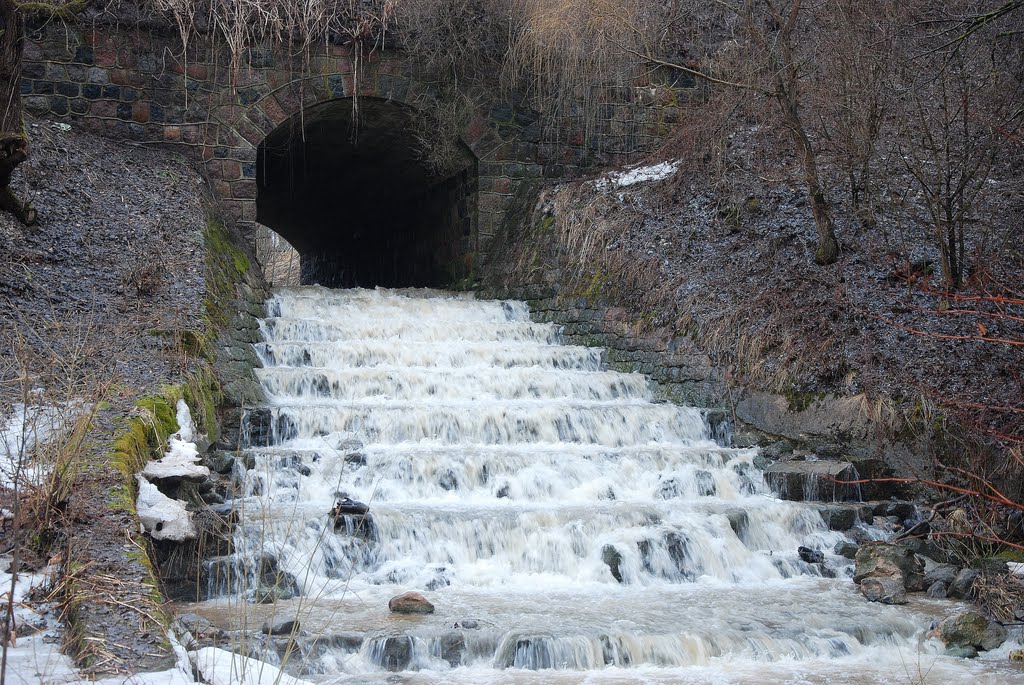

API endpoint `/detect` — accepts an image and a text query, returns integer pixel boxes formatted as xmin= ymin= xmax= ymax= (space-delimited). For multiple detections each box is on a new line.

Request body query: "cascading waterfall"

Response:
xmin=190 ymin=286 xmax=1018 ymax=684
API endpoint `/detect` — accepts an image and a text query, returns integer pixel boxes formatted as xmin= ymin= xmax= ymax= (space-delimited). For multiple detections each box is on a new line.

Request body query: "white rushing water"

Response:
xmin=189 ymin=286 xmax=1020 ymax=684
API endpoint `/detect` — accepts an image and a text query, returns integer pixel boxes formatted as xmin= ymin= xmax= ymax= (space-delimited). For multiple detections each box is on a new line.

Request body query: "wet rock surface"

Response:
xmin=388 ymin=591 xmax=435 ymax=614
xmin=860 ymin=576 xmax=907 ymax=605
xmin=853 ymin=542 xmax=925 ymax=591
xmin=934 ymin=611 xmax=1008 ymax=652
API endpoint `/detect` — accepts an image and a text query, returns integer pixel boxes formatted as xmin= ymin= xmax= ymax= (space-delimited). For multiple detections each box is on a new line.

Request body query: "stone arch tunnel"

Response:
xmin=256 ymin=98 xmax=478 ymax=288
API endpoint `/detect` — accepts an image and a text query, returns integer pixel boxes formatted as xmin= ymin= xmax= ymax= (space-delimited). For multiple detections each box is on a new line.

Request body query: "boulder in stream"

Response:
xmin=923 ymin=563 xmax=959 ymax=587
xmin=331 ymin=497 xmax=369 ymax=516
xmin=602 ymin=545 xmax=624 ymax=583
xmin=933 ymin=611 xmax=1007 ymax=652
xmin=853 ymin=542 xmax=925 ymax=591
xmin=389 ymin=591 xmax=435 ymax=614
xmin=798 ymin=546 xmax=825 ymax=564
xmin=860 ymin=576 xmax=907 ymax=604
xmin=253 ymin=555 xmax=301 ymax=604
xmin=262 ymin=615 xmax=300 ymax=635
xmin=370 ymin=634 xmax=413 ymax=671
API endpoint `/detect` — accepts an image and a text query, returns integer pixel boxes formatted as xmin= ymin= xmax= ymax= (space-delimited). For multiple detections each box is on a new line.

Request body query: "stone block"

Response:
xmin=232 ymin=180 xmax=258 ymax=200
xmin=50 ymin=96 xmax=69 ymax=116
xmin=260 ymin=96 xmax=289 ymax=126
xmin=73 ymin=46 xmax=94 ymax=65
xmin=132 ymin=101 xmax=150 ymax=123
xmin=87 ymin=67 xmax=109 ymax=84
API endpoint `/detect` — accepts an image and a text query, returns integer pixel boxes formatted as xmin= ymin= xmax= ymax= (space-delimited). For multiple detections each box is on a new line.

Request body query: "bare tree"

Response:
xmin=897 ymin=2 xmax=1024 ymax=292
xmin=628 ymin=1 xmax=842 ymax=265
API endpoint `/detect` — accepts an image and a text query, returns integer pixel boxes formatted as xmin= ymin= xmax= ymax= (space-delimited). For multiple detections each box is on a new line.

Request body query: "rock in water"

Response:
xmin=373 ymin=635 xmax=413 ymax=671
xmin=860 ymin=576 xmax=907 ymax=605
xmin=389 ymin=591 xmax=435 ymax=614
xmin=331 ymin=497 xmax=369 ymax=516
xmin=935 ymin=611 xmax=1007 ymax=652
xmin=798 ymin=546 xmax=825 ymax=564
xmin=262 ymin=615 xmax=300 ymax=635
xmin=602 ymin=545 xmax=624 ymax=583
xmin=853 ymin=542 xmax=925 ymax=590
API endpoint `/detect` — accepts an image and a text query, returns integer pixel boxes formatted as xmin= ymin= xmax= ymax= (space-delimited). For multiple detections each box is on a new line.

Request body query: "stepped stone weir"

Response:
xmin=193 ymin=287 xmax=1016 ymax=684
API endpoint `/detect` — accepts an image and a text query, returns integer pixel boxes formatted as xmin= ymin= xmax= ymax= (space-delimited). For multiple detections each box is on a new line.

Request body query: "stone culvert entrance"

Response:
xmin=256 ymin=97 xmax=477 ymax=288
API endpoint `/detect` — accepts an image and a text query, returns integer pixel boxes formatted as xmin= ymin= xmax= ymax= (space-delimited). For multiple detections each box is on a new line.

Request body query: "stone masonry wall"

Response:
xmin=21 ymin=21 xmax=694 ymax=264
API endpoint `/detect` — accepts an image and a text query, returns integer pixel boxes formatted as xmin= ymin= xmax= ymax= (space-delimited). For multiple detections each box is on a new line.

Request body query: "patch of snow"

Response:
xmin=174 ymin=400 xmax=195 ymax=443
xmin=141 ymin=401 xmax=208 ymax=483
xmin=0 ymin=405 xmax=65 ymax=490
xmin=136 ymin=400 xmax=205 ymax=540
xmin=192 ymin=647 xmax=314 ymax=685
xmin=0 ymin=566 xmax=80 ymax=685
xmin=136 ymin=476 xmax=196 ymax=541
xmin=595 ymin=160 xmax=681 ymax=191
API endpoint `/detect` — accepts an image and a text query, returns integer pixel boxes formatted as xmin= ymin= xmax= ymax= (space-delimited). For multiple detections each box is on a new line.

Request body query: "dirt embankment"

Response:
xmin=1 ymin=116 xmax=211 ymax=674
xmin=486 ymin=112 xmax=1024 ymax=506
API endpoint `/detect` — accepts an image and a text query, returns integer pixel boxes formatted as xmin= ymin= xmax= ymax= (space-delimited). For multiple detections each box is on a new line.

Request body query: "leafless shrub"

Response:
xmin=124 ymin=262 xmax=163 ymax=297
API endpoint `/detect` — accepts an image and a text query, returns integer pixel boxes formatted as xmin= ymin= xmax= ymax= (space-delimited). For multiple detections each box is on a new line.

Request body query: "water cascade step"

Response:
xmin=188 ymin=287 xmax=1019 ymax=684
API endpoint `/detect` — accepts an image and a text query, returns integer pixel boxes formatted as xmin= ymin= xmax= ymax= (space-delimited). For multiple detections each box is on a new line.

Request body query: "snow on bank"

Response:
xmin=193 ymin=647 xmax=314 ymax=685
xmin=595 ymin=160 xmax=681 ymax=191
xmin=0 ymin=562 xmax=79 ymax=685
xmin=136 ymin=400 xmax=203 ymax=541
xmin=0 ymin=404 xmax=79 ymax=490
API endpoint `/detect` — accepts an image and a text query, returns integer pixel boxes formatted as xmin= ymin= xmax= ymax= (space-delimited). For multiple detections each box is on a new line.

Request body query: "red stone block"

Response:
xmin=211 ymin=179 xmax=231 ymax=198
xmin=95 ymin=50 xmax=117 ymax=68
xmin=163 ymin=125 xmax=182 ymax=142
xmin=241 ymin=201 xmax=257 ymax=222
xmin=493 ymin=177 xmax=512 ymax=194
xmin=213 ymin=159 xmax=241 ymax=180
xmin=221 ymin=200 xmax=243 ymax=221
xmin=132 ymin=101 xmax=150 ymax=123
xmin=261 ymin=96 xmax=288 ymax=126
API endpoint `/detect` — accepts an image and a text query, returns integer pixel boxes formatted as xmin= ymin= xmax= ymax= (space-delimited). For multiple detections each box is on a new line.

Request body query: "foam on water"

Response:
xmin=189 ymin=286 xmax=1021 ymax=683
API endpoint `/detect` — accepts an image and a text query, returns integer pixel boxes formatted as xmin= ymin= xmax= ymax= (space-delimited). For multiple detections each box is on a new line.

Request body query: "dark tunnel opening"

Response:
xmin=256 ymin=98 xmax=477 ymax=288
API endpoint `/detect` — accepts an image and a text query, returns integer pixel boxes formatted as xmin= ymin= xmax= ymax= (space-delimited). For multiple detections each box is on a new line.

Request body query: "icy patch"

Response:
xmin=192 ymin=647 xmax=314 ymax=685
xmin=141 ymin=402 xmax=209 ymax=483
xmin=0 ymin=565 xmax=79 ymax=685
xmin=595 ymin=160 xmax=681 ymax=190
xmin=136 ymin=475 xmax=196 ymax=541
xmin=1 ymin=404 xmax=68 ymax=490
xmin=174 ymin=399 xmax=195 ymax=443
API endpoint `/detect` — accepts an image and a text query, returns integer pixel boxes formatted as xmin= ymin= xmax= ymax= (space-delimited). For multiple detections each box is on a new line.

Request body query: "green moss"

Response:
xmin=993 ymin=549 xmax=1024 ymax=563
xmin=578 ymin=269 xmax=611 ymax=303
xmin=783 ymin=387 xmax=827 ymax=413
xmin=203 ymin=214 xmax=251 ymax=327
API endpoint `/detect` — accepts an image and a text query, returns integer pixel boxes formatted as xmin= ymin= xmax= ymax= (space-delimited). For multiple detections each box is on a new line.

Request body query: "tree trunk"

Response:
xmin=777 ymin=89 xmax=840 ymax=265
xmin=0 ymin=0 xmax=34 ymax=224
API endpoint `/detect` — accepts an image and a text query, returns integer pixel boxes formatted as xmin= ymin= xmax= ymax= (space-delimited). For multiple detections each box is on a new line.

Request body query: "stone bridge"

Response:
xmin=22 ymin=22 xmax=687 ymax=286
